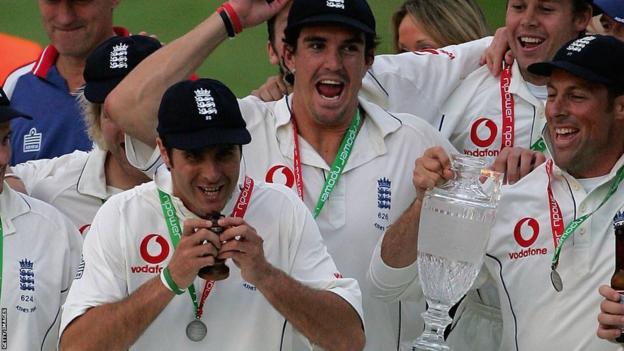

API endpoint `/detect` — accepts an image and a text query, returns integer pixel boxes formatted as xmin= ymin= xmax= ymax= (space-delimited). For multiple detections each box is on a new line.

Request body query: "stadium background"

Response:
xmin=1 ymin=0 xmax=505 ymax=96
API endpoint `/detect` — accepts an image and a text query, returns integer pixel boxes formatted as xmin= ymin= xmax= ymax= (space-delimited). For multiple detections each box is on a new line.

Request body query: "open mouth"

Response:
xmin=316 ymin=80 xmax=344 ymax=100
xmin=554 ymin=127 xmax=579 ymax=144
xmin=198 ymin=185 xmax=222 ymax=195
xmin=518 ymin=36 xmax=545 ymax=49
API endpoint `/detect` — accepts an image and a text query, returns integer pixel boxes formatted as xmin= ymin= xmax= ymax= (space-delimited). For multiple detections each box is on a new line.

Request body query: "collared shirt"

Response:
xmin=0 ymin=185 xmax=82 ymax=350
xmin=360 ymin=36 xmax=491 ymax=126
xmin=126 ymin=95 xmax=455 ymax=351
xmin=12 ymin=146 xmax=120 ymax=233
xmin=60 ymin=169 xmax=362 ymax=350
xmin=439 ymin=62 xmax=548 ymax=165
xmin=3 ymin=27 xmax=129 ymax=165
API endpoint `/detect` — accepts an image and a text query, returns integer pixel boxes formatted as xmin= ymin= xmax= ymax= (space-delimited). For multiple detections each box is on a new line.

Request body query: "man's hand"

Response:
xmin=166 ymin=218 xmax=223 ymax=288
xmin=217 ymin=216 xmax=274 ymax=285
xmin=228 ymin=0 xmax=290 ymax=29
xmin=597 ymin=285 xmax=624 ymax=342
xmin=251 ymin=74 xmax=291 ymax=102
xmin=413 ymin=146 xmax=453 ymax=200
xmin=480 ymin=27 xmax=514 ymax=77
xmin=492 ymin=147 xmax=545 ymax=185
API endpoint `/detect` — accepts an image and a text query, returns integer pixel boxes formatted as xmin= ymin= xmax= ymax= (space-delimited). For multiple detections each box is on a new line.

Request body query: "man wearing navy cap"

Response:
xmin=373 ymin=34 xmax=624 ymax=350
xmin=59 ymin=78 xmax=365 ymax=351
xmin=8 ymin=35 xmax=154 ymax=232
xmin=0 ymin=88 xmax=82 ymax=350
xmin=594 ymin=0 xmax=624 ymax=40
xmin=104 ymin=0 xmax=457 ymax=349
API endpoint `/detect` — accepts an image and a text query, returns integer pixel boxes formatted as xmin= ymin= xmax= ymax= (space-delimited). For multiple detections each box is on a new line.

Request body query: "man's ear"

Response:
xmin=282 ymin=44 xmax=295 ymax=74
xmin=267 ymin=41 xmax=280 ymax=65
xmin=156 ymin=137 xmax=172 ymax=169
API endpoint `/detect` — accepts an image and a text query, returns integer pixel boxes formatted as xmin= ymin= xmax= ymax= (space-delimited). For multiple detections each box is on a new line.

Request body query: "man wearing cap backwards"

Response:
xmin=104 ymin=0 xmax=458 ymax=349
xmin=58 ymin=78 xmax=364 ymax=351
xmin=594 ymin=0 xmax=624 ymax=40
xmin=6 ymin=35 xmax=153 ymax=232
xmin=369 ymin=34 xmax=624 ymax=350
xmin=0 ymin=88 xmax=82 ymax=350
xmin=3 ymin=0 xmax=125 ymax=164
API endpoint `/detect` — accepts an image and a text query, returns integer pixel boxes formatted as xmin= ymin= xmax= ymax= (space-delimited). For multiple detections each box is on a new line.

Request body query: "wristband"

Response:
xmin=217 ymin=7 xmax=236 ymax=38
xmin=161 ymin=267 xmax=186 ymax=295
xmin=221 ymin=2 xmax=243 ymax=34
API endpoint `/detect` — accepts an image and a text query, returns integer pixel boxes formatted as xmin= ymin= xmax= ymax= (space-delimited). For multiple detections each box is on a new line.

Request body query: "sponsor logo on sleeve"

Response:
xmin=131 ymin=234 xmax=170 ymax=274
xmin=23 ymin=128 xmax=42 ymax=153
xmin=265 ymin=165 xmax=295 ymax=188
xmin=508 ymin=218 xmax=548 ymax=260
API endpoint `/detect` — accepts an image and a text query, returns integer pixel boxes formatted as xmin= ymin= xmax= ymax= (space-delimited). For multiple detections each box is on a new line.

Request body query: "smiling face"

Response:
xmin=546 ymin=69 xmax=624 ymax=177
xmin=158 ymin=140 xmax=241 ymax=218
xmin=284 ymin=24 xmax=371 ymax=129
xmin=397 ymin=15 xmax=440 ymax=52
xmin=506 ymin=0 xmax=590 ymax=83
xmin=39 ymin=0 xmax=118 ymax=59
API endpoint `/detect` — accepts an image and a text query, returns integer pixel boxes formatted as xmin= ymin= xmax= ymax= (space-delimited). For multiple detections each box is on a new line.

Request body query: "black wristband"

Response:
xmin=218 ymin=9 xmax=236 ymax=38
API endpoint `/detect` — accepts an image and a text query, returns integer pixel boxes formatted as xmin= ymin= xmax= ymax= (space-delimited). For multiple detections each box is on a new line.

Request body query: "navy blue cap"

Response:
xmin=84 ymin=35 xmax=162 ymax=103
xmin=285 ymin=0 xmax=376 ymax=39
xmin=593 ymin=0 xmax=624 ymax=24
xmin=0 ymin=88 xmax=32 ymax=123
xmin=528 ymin=35 xmax=624 ymax=89
xmin=157 ymin=79 xmax=251 ymax=150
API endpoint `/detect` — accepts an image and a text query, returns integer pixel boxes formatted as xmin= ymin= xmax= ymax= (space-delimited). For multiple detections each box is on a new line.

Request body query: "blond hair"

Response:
xmin=392 ymin=0 xmax=489 ymax=53
xmin=77 ymin=92 xmax=107 ymax=151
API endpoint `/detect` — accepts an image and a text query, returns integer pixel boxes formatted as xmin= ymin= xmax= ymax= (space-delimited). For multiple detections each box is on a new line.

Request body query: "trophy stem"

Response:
xmin=411 ymin=301 xmax=453 ymax=351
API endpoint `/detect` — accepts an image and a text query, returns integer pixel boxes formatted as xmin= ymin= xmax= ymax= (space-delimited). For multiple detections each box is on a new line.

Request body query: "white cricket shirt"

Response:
xmin=60 ymin=169 xmax=363 ymax=350
xmin=0 ymin=184 xmax=82 ymax=350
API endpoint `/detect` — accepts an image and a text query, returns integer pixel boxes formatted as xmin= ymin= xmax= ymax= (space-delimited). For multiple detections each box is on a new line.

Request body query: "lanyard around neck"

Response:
xmin=546 ymin=160 xmax=624 ymax=270
xmin=158 ymin=176 xmax=254 ymax=318
xmin=500 ymin=64 xmax=546 ymax=153
xmin=291 ymin=109 xmax=361 ymax=218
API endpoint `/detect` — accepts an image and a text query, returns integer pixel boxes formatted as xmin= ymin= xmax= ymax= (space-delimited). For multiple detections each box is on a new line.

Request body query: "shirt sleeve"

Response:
xmin=124 ymin=133 xmax=162 ymax=179
xmin=360 ymin=36 xmax=492 ymax=124
xmin=11 ymin=153 xmax=75 ymax=193
xmin=59 ymin=199 xmax=129 ymax=336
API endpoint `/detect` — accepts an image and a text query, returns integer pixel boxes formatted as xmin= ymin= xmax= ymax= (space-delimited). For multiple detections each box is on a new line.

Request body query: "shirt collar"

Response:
xmin=0 ymin=185 xmax=32 ymax=236
xmin=508 ymin=61 xmax=544 ymax=107
xmin=32 ymin=26 xmax=130 ymax=79
xmin=76 ymin=146 xmax=109 ymax=200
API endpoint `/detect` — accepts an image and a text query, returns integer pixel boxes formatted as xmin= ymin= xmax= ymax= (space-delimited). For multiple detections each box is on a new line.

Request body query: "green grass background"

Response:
xmin=1 ymin=1 xmax=506 ymax=96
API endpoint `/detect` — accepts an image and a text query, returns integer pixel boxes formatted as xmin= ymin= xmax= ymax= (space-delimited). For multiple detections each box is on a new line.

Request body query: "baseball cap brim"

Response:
xmin=84 ymin=76 xmax=123 ymax=104
xmin=528 ymin=61 xmax=612 ymax=86
xmin=0 ymin=106 xmax=32 ymax=123
xmin=593 ymin=0 xmax=624 ymax=23
xmin=288 ymin=14 xmax=375 ymax=35
xmin=163 ymin=127 xmax=251 ymax=150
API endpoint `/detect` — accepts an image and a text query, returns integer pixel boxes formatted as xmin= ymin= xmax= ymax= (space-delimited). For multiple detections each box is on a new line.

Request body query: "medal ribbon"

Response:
xmin=499 ymin=64 xmax=546 ymax=152
xmin=158 ymin=176 xmax=254 ymax=319
xmin=546 ymin=161 xmax=624 ymax=270
xmin=291 ymin=109 xmax=361 ymax=218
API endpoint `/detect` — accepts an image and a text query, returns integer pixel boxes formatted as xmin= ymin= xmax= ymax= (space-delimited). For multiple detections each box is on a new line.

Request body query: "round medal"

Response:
xmin=186 ymin=319 xmax=207 ymax=342
xmin=550 ymin=269 xmax=563 ymax=292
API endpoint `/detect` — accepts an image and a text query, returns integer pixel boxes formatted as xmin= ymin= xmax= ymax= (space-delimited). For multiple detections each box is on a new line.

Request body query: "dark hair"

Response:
xmin=268 ymin=15 xmax=278 ymax=45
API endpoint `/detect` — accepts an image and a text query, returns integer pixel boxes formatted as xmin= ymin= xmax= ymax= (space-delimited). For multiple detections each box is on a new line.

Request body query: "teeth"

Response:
xmin=556 ymin=128 xmax=575 ymax=135
xmin=320 ymin=95 xmax=340 ymax=100
xmin=200 ymin=186 xmax=219 ymax=193
xmin=520 ymin=37 xmax=543 ymax=44
xmin=320 ymin=80 xmax=341 ymax=85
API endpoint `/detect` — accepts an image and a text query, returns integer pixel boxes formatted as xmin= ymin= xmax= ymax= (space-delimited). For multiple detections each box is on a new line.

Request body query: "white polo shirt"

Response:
xmin=439 ymin=62 xmax=548 ymax=165
xmin=126 ymin=96 xmax=455 ymax=351
xmin=360 ymin=36 xmax=491 ymax=126
xmin=60 ymin=169 xmax=363 ymax=350
xmin=369 ymin=150 xmax=624 ymax=350
xmin=11 ymin=146 xmax=120 ymax=233
xmin=0 ymin=184 xmax=82 ymax=350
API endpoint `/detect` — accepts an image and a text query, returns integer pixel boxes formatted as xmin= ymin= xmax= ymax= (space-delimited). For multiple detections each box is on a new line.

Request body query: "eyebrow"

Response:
xmin=302 ymin=34 xmax=364 ymax=45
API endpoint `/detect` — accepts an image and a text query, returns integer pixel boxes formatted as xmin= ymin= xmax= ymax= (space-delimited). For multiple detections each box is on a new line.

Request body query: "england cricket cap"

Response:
xmin=157 ymin=79 xmax=251 ymax=150
xmin=593 ymin=0 xmax=624 ymax=24
xmin=0 ymin=88 xmax=32 ymax=123
xmin=528 ymin=35 xmax=624 ymax=89
xmin=83 ymin=35 xmax=162 ymax=103
xmin=285 ymin=0 xmax=376 ymax=38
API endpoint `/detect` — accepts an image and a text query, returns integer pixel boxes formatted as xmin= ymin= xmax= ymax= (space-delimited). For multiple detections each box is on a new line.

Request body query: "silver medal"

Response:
xmin=550 ymin=269 xmax=563 ymax=292
xmin=186 ymin=319 xmax=207 ymax=342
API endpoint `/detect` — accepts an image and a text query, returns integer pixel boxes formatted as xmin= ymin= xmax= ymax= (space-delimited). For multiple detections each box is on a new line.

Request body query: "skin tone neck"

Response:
xmin=103 ymin=152 xmax=150 ymax=190
xmin=56 ymin=55 xmax=89 ymax=92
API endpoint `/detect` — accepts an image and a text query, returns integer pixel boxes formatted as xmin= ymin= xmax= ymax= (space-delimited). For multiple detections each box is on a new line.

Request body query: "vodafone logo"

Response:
xmin=513 ymin=218 xmax=540 ymax=248
xmin=470 ymin=117 xmax=498 ymax=148
xmin=265 ymin=165 xmax=295 ymax=188
xmin=139 ymin=234 xmax=170 ymax=264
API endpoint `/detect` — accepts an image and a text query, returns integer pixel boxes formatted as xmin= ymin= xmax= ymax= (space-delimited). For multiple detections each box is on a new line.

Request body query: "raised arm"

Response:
xmin=105 ymin=0 xmax=289 ymax=146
